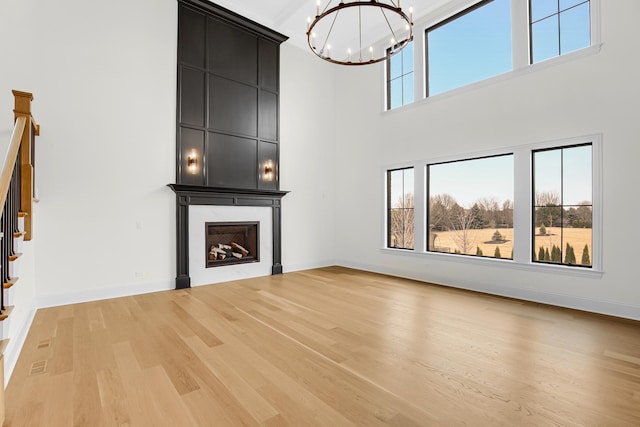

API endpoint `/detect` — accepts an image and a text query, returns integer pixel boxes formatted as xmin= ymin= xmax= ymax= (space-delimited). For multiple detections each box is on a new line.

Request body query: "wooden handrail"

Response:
xmin=0 ymin=117 xmax=26 ymax=212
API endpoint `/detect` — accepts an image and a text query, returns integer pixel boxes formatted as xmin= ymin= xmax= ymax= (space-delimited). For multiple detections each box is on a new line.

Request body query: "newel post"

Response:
xmin=12 ymin=90 xmax=37 ymax=241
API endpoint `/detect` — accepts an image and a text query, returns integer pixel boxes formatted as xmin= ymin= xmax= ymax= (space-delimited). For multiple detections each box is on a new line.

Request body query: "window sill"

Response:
xmin=380 ymin=247 xmax=604 ymax=279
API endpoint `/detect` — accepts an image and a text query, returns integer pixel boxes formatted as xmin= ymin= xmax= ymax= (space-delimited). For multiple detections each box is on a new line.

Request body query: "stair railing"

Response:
xmin=0 ymin=91 xmax=39 ymax=314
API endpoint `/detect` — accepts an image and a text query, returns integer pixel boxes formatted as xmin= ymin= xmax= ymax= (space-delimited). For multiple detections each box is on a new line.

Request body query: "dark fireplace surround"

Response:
xmin=168 ymin=185 xmax=288 ymax=289
xmin=170 ymin=1 xmax=289 ymax=289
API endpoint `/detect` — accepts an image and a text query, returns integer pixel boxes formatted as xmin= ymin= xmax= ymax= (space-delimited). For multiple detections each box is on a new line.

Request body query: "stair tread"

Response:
xmin=0 ymin=306 xmax=14 ymax=322
xmin=9 ymin=252 xmax=23 ymax=262
xmin=17 ymin=212 xmax=28 ymax=218
xmin=3 ymin=277 xmax=18 ymax=289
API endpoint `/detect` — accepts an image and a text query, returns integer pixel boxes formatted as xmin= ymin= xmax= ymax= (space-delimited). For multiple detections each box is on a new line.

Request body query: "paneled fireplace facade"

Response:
xmin=170 ymin=1 xmax=289 ymax=289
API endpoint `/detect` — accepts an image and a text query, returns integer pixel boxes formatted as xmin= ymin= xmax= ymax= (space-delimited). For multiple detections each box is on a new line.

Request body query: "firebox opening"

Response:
xmin=205 ymin=221 xmax=260 ymax=268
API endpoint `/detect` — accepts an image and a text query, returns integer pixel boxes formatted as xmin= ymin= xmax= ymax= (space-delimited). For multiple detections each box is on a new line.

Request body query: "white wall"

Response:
xmin=0 ymin=0 xmax=338 ymax=308
xmin=280 ymin=43 xmax=337 ymax=271
xmin=332 ymin=0 xmax=640 ymax=319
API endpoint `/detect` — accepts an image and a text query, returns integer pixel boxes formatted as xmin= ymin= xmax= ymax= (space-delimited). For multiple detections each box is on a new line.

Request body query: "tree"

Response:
xmin=551 ymin=245 xmax=561 ymax=262
xmin=538 ymin=246 xmax=545 ymax=261
xmin=470 ymin=203 xmax=485 ymax=229
xmin=494 ymin=246 xmax=502 ymax=258
xmin=452 ymin=208 xmax=477 ymax=254
xmin=492 ymin=230 xmax=504 ymax=242
xmin=544 ymin=248 xmax=551 ymax=261
xmin=389 ymin=193 xmax=414 ymax=249
xmin=539 ymin=224 xmax=547 ymax=236
xmin=476 ymin=246 xmax=483 ymax=256
xmin=429 ymin=194 xmax=461 ymax=232
xmin=535 ymin=191 xmax=562 ymax=228
xmin=565 ymin=243 xmax=576 ymax=264
xmin=581 ymin=244 xmax=591 ymax=265
xmin=535 ymin=191 xmax=560 ymax=206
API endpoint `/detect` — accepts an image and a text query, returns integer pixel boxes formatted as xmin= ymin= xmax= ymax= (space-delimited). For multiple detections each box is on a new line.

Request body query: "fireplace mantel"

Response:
xmin=168 ymin=184 xmax=289 ymax=289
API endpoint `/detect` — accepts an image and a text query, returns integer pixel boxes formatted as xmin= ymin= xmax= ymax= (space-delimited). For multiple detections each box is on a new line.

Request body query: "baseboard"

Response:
xmin=4 ymin=305 xmax=36 ymax=388
xmin=283 ymin=260 xmax=337 ymax=274
xmin=337 ymin=260 xmax=640 ymax=322
xmin=36 ymin=279 xmax=174 ymax=309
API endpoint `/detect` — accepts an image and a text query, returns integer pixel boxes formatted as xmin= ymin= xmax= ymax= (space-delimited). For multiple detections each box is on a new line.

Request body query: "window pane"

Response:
xmin=531 ymin=0 xmax=558 ymax=22
xmin=402 ymin=44 xmax=413 ymax=75
xmin=531 ymin=16 xmax=560 ymax=63
xmin=390 ymin=53 xmax=402 ymax=79
xmin=563 ymin=145 xmax=592 ymax=205
xmin=534 ymin=149 xmax=561 ymax=207
xmin=386 ymin=41 xmax=414 ymax=110
xmin=428 ymin=155 xmax=513 ymax=259
xmin=389 ymin=78 xmax=402 ymax=110
xmin=389 ymin=169 xmax=404 ymax=208
xmin=388 ymin=168 xmax=414 ymax=250
xmin=532 ymin=144 xmax=592 ymax=267
xmin=427 ymin=0 xmax=512 ymax=96
xmin=530 ymin=0 xmax=590 ymax=64
xmin=560 ymin=2 xmax=590 ymax=55
xmin=560 ymin=0 xmax=586 ymax=11
xmin=402 ymin=73 xmax=414 ymax=104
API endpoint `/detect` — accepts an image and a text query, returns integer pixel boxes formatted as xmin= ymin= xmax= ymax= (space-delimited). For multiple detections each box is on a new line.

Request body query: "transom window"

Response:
xmin=530 ymin=0 xmax=591 ymax=63
xmin=386 ymin=41 xmax=414 ymax=110
xmin=426 ymin=0 xmax=512 ymax=97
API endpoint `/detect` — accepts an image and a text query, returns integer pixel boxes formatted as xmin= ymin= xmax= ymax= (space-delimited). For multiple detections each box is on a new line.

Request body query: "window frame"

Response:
xmin=528 ymin=0 xmax=592 ymax=64
xmin=531 ymin=142 xmax=594 ymax=268
xmin=382 ymin=134 xmax=602 ymax=277
xmin=424 ymin=0 xmax=509 ymax=98
xmin=386 ymin=166 xmax=416 ymax=250
xmin=385 ymin=39 xmax=415 ymax=111
xmin=426 ymin=153 xmax=515 ymax=259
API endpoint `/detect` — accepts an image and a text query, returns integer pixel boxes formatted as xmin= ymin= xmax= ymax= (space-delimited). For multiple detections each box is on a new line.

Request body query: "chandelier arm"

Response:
xmin=380 ymin=7 xmax=400 ymax=46
xmin=321 ymin=0 xmax=333 ymax=16
xmin=359 ymin=5 xmax=362 ymax=61
xmin=320 ymin=8 xmax=341 ymax=55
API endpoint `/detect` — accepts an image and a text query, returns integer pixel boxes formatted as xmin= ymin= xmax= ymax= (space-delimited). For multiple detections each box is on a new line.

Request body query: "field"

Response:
xmin=430 ymin=227 xmax=592 ymax=263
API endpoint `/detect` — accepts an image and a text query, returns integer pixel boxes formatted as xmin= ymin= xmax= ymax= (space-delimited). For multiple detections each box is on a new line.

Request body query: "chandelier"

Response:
xmin=307 ymin=1 xmax=413 ymax=66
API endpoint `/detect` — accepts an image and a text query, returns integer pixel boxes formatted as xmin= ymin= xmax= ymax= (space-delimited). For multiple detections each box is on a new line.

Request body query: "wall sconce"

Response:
xmin=187 ymin=149 xmax=198 ymax=174
xmin=263 ymin=160 xmax=275 ymax=182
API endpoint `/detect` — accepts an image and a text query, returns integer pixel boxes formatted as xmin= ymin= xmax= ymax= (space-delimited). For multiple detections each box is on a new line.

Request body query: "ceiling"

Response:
xmin=210 ymin=0 xmax=460 ymax=51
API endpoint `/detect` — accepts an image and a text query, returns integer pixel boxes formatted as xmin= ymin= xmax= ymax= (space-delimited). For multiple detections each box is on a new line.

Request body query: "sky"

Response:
xmin=429 ymin=154 xmax=513 ymax=208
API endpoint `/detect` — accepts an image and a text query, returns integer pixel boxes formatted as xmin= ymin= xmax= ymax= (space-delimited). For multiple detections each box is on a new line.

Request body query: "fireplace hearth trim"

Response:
xmin=168 ymin=184 xmax=289 ymax=289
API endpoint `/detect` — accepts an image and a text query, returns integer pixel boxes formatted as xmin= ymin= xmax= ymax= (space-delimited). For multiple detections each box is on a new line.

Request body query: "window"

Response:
xmin=533 ymin=144 xmax=592 ymax=267
xmin=427 ymin=155 xmax=514 ymax=259
xmin=387 ymin=167 xmax=414 ymax=249
xmin=386 ymin=41 xmax=414 ymax=110
xmin=383 ymin=136 xmax=600 ymax=274
xmin=530 ymin=0 xmax=591 ymax=63
xmin=426 ymin=0 xmax=512 ymax=97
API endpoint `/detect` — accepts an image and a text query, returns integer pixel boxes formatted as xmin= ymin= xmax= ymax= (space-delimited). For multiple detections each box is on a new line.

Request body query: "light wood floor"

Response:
xmin=4 ymin=267 xmax=640 ymax=426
